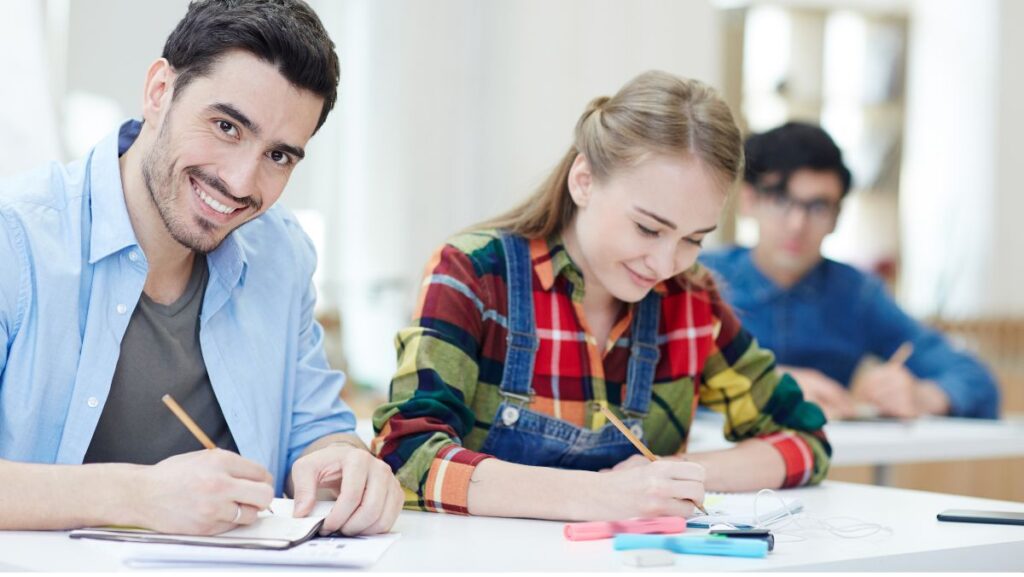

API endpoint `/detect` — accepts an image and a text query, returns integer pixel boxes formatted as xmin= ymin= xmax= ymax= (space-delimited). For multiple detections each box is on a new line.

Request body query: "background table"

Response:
xmin=689 ymin=413 xmax=1024 ymax=484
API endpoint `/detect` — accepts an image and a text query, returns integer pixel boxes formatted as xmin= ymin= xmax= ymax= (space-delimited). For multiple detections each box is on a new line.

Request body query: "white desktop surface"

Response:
xmin=2 ymin=482 xmax=1023 ymax=571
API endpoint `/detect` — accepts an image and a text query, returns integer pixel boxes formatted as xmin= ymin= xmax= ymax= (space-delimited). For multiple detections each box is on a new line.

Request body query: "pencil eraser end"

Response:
xmin=620 ymin=549 xmax=676 ymax=567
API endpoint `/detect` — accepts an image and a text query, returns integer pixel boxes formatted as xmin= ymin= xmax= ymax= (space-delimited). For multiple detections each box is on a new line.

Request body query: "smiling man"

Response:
xmin=701 ymin=122 xmax=999 ymax=421
xmin=0 ymin=0 xmax=402 ymax=536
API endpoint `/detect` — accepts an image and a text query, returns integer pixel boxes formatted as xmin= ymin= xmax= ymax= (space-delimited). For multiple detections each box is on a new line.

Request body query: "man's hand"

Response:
xmin=853 ymin=365 xmax=950 ymax=418
xmin=133 ymin=449 xmax=274 ymax=535
xmin=782 ymin=366 xmax=856 ymax=421
xmin=852 ymin=362 xmax=917 ymax=418
xmin=290 ymin=442 xmax=403 ymax=536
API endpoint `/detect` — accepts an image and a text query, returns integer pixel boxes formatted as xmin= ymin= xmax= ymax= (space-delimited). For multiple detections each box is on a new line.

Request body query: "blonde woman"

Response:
xmin=372 ymin=71 xmax=830 ymax=521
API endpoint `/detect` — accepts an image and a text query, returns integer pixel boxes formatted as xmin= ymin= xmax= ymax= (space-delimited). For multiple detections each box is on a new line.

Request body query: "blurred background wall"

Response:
xmin=3 ymin=0 xmax=1023 ymax=414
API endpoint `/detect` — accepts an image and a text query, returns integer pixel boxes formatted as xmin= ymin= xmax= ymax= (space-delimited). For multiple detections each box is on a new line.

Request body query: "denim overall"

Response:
xmin=478 ymin=231 xmax=662 ymax=470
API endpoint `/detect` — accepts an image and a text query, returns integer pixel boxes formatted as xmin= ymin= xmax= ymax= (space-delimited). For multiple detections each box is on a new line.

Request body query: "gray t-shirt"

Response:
xmin=83 ymin=255 xmax=238 ymax=464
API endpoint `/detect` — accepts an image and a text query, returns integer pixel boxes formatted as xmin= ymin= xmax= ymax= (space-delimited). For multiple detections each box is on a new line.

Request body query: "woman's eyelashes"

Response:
xmin=636 ymin=222 xmax=704 ymax=247
xmin=636 ymin=222 xmax=660 ymax=237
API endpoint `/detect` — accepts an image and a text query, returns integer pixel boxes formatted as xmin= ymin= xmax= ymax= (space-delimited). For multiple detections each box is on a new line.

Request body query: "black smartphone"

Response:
xmin=937 ymin=509 xmax=1024 ymax=526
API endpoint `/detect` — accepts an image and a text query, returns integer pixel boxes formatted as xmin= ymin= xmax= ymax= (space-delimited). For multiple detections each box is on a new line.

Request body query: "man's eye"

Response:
xmin=217 ymin=120 xmax=238 ymax=137
xmin=808 ymin=201 xmax=833 ymax=217
xmin=268 ymin=150 xmax=292 ymax=166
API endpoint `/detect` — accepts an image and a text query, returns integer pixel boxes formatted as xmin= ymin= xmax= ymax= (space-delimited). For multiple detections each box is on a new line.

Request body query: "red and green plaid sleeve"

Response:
xmin=371 ymin=234 xmax=497 ymax=513
xmin=697 ymin=273 xmax=832 ymax=487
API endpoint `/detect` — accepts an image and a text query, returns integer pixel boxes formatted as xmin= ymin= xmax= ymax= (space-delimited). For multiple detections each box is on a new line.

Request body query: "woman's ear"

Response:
xmin=567 ymin=153 xmax=593 ymax=208
xmin=141 ymin=58 xmax=175 ymax=126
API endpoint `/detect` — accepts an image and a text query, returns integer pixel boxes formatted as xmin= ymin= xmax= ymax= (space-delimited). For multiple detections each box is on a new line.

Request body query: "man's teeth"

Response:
xmin=192 ymin=181 xmax=237 ymax=215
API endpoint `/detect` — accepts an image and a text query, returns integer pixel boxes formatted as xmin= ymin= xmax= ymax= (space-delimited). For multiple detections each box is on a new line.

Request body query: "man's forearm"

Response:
xmin=0 ymin=459 xmax=144 ymax=530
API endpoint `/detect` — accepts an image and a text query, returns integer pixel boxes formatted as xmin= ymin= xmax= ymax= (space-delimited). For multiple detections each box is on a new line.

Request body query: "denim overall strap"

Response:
xmin=621 ymin=290 xmax=662 ymax=417
xmin=498 ymin=231 xmax=539 ymax=399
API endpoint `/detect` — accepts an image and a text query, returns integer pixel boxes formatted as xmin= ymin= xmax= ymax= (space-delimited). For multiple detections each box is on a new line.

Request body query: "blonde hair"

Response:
xmin=477 ymin=70 xmax=743 ymax=239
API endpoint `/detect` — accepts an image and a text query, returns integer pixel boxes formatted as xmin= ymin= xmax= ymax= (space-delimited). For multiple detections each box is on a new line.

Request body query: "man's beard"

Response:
xmin=140 ymin=115 xmax=259 ymax=254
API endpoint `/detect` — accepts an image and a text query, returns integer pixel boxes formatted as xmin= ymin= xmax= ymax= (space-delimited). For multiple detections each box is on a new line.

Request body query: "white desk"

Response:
xmin=2 ymin=482 xmax=1023 ymax=571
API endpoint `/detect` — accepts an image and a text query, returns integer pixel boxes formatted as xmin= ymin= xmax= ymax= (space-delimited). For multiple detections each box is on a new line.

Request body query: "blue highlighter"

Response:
xmin=614 ymin=534 xmax=769 ymax=558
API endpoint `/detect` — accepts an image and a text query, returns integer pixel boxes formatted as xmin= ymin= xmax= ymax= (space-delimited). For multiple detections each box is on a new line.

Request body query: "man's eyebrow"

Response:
xmin=210 ymin=103 xmax=306 ymax=160
xmin=635 ymin=206 xmax=678 ymax=230
xmin=273 ymin=142 xmax=306 ymax=160
xmin=211 ymin=103 xmax=260 ymax=136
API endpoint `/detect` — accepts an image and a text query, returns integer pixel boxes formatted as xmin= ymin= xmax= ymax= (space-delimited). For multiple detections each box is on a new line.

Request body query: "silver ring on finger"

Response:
xmin=232 ymin=504 xmax=242 ymax=524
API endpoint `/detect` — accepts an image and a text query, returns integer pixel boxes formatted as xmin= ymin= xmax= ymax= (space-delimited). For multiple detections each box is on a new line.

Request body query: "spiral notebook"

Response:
xmin=687 ymin=492 xmax=804 ymax=528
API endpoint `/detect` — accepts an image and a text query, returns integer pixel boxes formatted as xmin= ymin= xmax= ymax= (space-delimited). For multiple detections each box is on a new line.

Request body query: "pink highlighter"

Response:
xmin=564 ymin=517 xmax=687 ymax=541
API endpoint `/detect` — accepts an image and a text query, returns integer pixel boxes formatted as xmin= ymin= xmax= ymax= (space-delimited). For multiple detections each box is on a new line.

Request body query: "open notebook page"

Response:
xmin=688 ymin=492 xmax=804 ymax=528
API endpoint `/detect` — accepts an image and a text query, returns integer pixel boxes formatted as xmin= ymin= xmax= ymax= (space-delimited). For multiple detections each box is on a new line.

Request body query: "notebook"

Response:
xmin=69 ymin=498 xmax=333 ymax=550
xmin=687 ymin=492 xmax=803 ymax=528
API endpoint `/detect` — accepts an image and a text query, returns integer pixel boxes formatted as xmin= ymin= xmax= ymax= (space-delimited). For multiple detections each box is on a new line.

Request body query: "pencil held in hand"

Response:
xmin=161 ymin=393 xmax=274 ymax=515
xmin=598 ymin=405 xmax=708 ymax=516
xmin=889 ymin=342 xmax=914 ymax=367
xmin=161 ymin=394 xmax=216 ymax=449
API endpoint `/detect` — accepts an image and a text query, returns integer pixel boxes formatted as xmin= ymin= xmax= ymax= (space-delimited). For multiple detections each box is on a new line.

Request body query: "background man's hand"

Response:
xmin=783 ymin=366 xmax=856 ymax=420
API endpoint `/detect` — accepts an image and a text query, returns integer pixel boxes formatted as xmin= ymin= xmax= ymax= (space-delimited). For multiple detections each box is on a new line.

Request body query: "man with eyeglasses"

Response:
xmin=701 ymin=122 xmax=998 ymax=421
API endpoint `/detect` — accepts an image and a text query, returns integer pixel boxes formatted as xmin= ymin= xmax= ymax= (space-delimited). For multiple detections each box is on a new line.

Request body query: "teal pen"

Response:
xmin=613 ymin=533 xmax=769 ymax=558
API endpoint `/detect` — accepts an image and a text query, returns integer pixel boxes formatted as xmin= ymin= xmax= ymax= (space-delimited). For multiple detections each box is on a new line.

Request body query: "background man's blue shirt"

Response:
xmin=700 ymin=246 xmax=999 ymax=418
xmin=0 ymin=121 xmax=356 ymax=493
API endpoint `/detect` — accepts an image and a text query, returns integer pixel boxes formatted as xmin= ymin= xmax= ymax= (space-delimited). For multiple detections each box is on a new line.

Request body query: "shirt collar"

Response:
xmin=86 ymin=120 xmax=141 ymax=264
xmin=738 ymin=247 xmax=828 ymax=302
xmin=86 ymin=119 xmax=249 ymax=288
xmin=531 ymin=234 xmax=668 ymax=297
xmin=531 ymin=235 xmax=581 ymax=291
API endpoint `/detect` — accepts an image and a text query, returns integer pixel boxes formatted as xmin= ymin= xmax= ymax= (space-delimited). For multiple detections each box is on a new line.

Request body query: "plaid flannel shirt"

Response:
xmin=372 ymin=230 xmax=831 ymax=514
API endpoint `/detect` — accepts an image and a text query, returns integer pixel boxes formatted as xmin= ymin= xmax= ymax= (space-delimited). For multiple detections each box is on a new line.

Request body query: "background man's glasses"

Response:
xmin=757 ymin=189 xmax=838 ymax=226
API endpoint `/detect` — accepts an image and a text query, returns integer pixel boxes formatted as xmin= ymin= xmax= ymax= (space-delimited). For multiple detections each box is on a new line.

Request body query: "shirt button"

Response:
xmin=128 ymin=251 xmax=140 ymax=262
xmin=87 ymin=397 xmax=99 ymax=408
xmin=116 ymin=303 xmax=127 ymax=315
xmin=501 ymin=405 xmax=520 ymax=426
xmin=630 ymin=423 xmax=644 ymax=439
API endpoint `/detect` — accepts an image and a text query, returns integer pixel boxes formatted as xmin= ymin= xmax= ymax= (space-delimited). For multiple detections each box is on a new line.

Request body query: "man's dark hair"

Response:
xmin=744 ymin=122 xmax=853 ymax=198
xmin=162 ymin=0 xmax=339 ymax=132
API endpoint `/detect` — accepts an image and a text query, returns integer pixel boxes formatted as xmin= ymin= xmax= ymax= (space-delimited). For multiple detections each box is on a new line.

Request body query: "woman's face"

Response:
xmin=566 ymin=153 xmax=726 ymax=304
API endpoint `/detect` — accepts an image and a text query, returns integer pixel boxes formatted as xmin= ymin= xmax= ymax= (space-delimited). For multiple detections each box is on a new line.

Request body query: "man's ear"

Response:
xmin=567 ymin=153 xmax=593 ymax=208
xmin=827 ymin=200 xmax=842 ymax=235
xmin=737 ymin=183 xmax=758 ymax=217
xmin=141 ymin=58 xmax=175 ymax=125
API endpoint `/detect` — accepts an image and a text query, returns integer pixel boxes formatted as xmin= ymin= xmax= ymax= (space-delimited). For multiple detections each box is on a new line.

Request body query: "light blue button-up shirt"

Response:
xmin=700 ymin=246 xmax=1000 ymax=418
xmin=0 ymin=121 xmax=355 ymax=494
